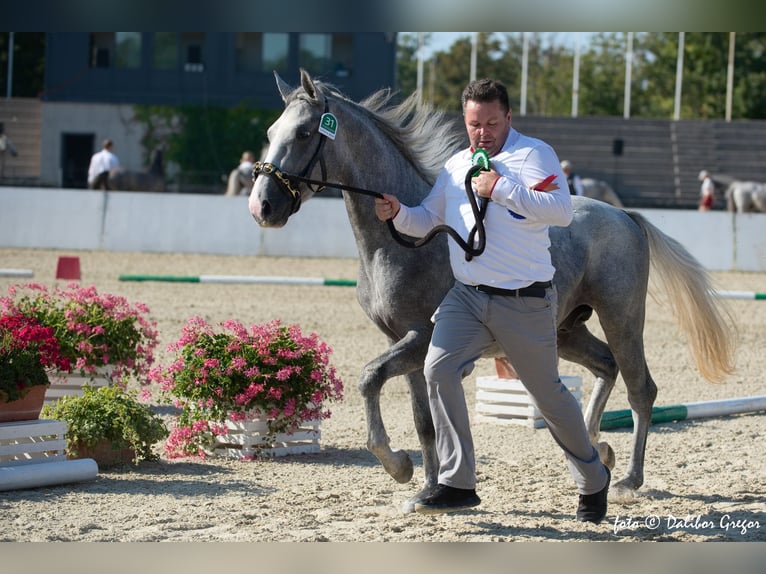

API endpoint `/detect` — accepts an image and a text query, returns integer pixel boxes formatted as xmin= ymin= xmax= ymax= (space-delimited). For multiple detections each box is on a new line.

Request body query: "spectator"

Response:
xmin=225 ymin=150 xmax=256 ymax=196
xmin=560 ymin=160 xmax=584 ymax=196
xmin=0 ymin=123 xmax=19 ymax=180
xmin=87 ymin=139 xmax=120 ymax=189
xmin=698 ymin=170 xmax=715 ymax=211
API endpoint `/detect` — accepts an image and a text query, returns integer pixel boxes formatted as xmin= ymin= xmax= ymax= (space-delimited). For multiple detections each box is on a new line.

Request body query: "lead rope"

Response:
xmin=270 ymin=164 xmax=489 ymax=259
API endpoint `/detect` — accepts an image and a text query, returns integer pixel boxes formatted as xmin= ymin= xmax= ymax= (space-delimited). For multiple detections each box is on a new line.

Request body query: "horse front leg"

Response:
xmin=359 ymin=328 xmax=432 ymax=485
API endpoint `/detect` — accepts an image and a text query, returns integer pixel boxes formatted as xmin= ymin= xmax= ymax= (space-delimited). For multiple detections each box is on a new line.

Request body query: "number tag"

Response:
xmin=319 ymin=113 xmax=338 ymax=140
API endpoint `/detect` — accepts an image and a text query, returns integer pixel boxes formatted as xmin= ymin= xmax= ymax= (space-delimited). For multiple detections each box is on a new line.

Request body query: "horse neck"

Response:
xmin=324 ymin=111 xmax=431 ymax=255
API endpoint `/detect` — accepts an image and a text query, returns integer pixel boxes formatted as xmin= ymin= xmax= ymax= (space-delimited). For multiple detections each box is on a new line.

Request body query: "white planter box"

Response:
xmin=475 ymin=375 xmax=582 ymax=429
xmin=211 ymin=416 xmax=321 ymax=459
xmin=45 ymin=367 xmax=113 ymax=404
xmin=0 ymin=419 xmax=67 ymax=466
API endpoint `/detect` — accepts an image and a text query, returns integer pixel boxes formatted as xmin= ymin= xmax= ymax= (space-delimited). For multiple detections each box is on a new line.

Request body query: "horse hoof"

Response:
xmin=596 ymin=441 xmax=616 ymax=471
xmin=382 ymin=449 xmax=414 ymax=484
xmin=401 ymin=482 xmax=436 ymax=513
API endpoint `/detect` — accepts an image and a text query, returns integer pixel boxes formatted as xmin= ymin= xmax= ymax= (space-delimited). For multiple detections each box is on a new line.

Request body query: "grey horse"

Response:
xmin=107 ymin=146 xmax=166 ymax=192
xmin=581 ymin=178 xmax=624 ymax=207
xmin=249 ymin=69 xmax=735 ymax=504
xmin=726 ymin=180 xmax=766 ymax=213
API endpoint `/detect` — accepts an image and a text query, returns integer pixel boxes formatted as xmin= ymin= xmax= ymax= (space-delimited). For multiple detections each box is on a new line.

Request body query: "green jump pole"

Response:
xmin=715 ymin=290 xmax=766 ymax=300
xmin=600 ymin=395 xmax=766 ymax=430
xmin=119 ymin=274 xmax=357 ymax=286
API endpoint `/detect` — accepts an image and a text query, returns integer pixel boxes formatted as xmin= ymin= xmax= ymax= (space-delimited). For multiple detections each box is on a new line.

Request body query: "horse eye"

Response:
xmin=297 ymin=130 xmax=312 ymax=140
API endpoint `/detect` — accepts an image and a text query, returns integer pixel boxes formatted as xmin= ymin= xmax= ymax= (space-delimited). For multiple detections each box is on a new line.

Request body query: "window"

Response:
xmin=90 ymin=33 xmax=114 ymax=68
xmin=182 ymin=32 xmax=205 ymax=72
xmin=153 ymin=32 xmax=177 ymax=70
xmin=89 ymin=32 xmax=142 ymax=69
xmin=299 ymin=33 xmax=353 ymax=77
xmin=236 ymin=33 xmax=288 ymax=73
xmin=115 ymin=32 xmax=141 ymax=69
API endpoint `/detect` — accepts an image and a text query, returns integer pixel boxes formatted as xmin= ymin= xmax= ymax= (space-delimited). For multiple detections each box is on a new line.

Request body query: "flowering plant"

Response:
xmin=0 ymin=313 xmax=71 ymax=401
xmin=1 ymin=283 xmax=158 ymax=384
xmin=149 ymin=317 xmax=344 ymax=458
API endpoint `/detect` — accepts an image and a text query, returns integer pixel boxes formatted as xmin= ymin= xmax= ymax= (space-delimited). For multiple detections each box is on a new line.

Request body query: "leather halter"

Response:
xmin=252 ymin=99 xmax=330 ymax=215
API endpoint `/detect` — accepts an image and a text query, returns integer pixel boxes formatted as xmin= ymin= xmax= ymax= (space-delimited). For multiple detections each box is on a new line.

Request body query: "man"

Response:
xmin=374 ymin=78 xmax=610 ymax=523
xmin=87 ymin=139 xmax=120 ymax=189
xmin=698 ymin=170 xmax=715 ymax=211
xmin=0 ymin=123 xmax=19 ymax=180
xmin=561 ymin=160 xmax=584 ymax=196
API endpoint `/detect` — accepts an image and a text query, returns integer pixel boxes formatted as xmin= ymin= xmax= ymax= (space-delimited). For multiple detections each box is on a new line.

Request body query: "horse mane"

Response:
xmin=297 ymin=80 xmax=464 ymax=186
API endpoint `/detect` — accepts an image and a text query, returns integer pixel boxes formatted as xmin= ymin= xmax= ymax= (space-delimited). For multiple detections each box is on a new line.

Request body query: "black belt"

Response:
xmin=471 ymin=280 xmax=552 ymax=298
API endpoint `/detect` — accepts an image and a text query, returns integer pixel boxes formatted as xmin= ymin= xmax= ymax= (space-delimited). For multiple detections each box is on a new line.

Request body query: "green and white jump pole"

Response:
xmin=715 ymin=290 xmax=766 ymax=300
xmin=600 ymin=395 xmax=766 ymax=430
xmin=119 ymin=274 xmax=358 ymax=287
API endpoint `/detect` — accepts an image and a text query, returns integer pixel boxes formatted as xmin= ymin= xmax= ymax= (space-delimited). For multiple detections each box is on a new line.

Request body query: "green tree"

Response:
xmin=0 ymin=33 xmax=45 ymax=97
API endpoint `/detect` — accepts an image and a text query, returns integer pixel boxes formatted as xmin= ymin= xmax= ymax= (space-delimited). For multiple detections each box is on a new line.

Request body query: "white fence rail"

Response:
xmin=1 ymin=187 xmax=764 ymax=271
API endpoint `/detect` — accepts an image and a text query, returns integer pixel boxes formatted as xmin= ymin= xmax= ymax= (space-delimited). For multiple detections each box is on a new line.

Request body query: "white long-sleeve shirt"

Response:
xmin=87 ymin=149 xmax=120 ymax=185
xmin=392 ymin=128 xmax=572 ymax=289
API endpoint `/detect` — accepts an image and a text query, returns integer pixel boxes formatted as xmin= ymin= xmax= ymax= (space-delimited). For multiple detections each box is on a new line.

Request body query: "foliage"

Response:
xmin=0 ymin=313 xmax=70 ymax=401
xmin=399 ymin=32 xmax=766 ymax=120
xmin=132 ymin=103 xmax=281 ymax=185
xmin=1 ymin=283 xmax=158 ymax=384
xmin=149 ymin=317 xmax=344 ymax=458
xmin=41 ymin=385 xmax=168 ymax=464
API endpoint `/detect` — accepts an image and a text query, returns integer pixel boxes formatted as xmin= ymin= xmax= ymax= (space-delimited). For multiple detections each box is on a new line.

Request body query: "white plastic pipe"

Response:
xmin=0 ymin=459 xmax=98 ymax=491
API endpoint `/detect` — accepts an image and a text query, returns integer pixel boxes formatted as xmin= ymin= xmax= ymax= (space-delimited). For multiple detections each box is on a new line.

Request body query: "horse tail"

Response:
xmin=626 ymin=211 xmax=737 ymax=383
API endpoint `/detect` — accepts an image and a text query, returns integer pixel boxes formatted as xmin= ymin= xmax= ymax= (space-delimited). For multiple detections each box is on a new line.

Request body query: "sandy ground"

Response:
xmin=1 ymin=247 xmax=764 ymax=543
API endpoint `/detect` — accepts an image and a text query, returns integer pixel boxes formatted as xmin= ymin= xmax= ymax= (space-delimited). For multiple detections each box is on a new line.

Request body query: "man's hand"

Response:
xmin=374 ymin=193 xmax=401 ymax=221
xmin=472 ymin=168 xmax=501 ymax=198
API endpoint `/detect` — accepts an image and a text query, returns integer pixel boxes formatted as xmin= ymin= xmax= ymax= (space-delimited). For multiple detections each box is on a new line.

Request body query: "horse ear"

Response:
xmin=274 ymin=71 xmax=293 ymax=103
xmin=299 ymin=68 xmax=319 ymax=102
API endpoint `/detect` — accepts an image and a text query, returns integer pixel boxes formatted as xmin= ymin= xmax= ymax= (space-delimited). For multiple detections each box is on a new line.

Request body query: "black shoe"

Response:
xmin=576 ymin=466 xmax=610 ymax=524
xmin=413 ymin=483 xmax=481 ymax=515
xmin=402 ymin=483 xmax=437 ymax=513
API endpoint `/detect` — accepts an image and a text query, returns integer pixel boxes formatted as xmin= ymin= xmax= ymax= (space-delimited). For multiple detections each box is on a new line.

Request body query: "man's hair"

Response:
xmin=461 ymin=78 xmax=510 ymax=114
xmin=103 ymin=139 xmax=113 ymax=149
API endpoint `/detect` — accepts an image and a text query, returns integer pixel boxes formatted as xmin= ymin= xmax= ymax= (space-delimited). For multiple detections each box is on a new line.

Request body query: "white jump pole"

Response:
xmin=0 ymin=269 xmax=34 ymax=278
xmin=0 ymin=459 xmax=98 ymax=491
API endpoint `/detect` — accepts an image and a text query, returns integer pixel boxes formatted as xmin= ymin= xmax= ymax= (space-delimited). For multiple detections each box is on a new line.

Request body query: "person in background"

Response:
xmin=0 ymin=123 xmax=19 ymax=180
xmin=225 ymin=150 xmax=256 ymax=196
xmin=374 ymin=78 xmax=610 ymax=523
xmin=87 ymin=139 xmax=120 ymax=189
xmin=560 ymin=160 xmax=584 ymax=196
xmin=698 ymin=170 xmax=715 ymax=211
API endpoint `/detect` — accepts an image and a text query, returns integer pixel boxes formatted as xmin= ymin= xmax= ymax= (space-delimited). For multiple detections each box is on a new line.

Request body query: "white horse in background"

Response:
xmin=726 ymin=180 xmax=766 ymax=213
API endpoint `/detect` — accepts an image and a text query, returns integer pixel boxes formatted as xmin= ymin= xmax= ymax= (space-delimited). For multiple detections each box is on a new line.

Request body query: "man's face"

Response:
xmin=464 ymin=99 xmax=512 ymax=157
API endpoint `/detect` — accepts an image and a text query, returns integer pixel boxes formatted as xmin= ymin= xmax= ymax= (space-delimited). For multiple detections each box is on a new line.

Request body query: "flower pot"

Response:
xmin=0 ymin=385 xmax=49 ymax=423
xmin=69 ymin=438 xmax=136 ymax=468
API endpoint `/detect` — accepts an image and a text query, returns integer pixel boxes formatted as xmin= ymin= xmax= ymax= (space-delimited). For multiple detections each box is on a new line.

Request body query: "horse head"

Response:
xmin=249 ymin=69 xmax=331 ymax=227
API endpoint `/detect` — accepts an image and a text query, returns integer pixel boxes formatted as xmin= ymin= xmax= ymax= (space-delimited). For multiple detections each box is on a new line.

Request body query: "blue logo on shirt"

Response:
xmin=508 ymin=209 xmax=526 ymax=220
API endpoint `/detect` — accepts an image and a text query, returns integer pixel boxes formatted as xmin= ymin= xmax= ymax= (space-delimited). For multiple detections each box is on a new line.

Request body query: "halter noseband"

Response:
xmin=252 ymin=99 xmax=330 ymax=215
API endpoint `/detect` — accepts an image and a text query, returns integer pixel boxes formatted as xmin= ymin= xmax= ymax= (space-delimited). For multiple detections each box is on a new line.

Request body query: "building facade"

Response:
xmin=35 ymin=32 xmax=397 ymax=188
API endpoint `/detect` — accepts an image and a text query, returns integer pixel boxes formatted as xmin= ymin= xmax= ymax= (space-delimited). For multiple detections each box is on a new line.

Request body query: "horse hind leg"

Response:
xmin=557 ymin=307 xmax=619 ymax=472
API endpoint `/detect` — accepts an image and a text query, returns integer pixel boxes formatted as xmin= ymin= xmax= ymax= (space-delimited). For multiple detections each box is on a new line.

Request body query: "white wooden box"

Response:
xmin=475 ymin=375 xmax=582 ymax=429
xmin=45 ymin=368 xmax=112 ymax=404
xmin=211 ymin=417 xmax=321 ymax=459
xmin=0 ymin=419 xmax=67 ymax=466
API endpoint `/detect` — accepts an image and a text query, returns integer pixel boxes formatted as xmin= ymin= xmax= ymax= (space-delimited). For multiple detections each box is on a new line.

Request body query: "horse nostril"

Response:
xmin=261 ymin=200 xmax=272 ymax=218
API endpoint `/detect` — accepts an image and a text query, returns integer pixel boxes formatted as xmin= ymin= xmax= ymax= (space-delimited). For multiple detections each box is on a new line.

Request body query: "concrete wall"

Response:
xmin=1 ymin=187 xmax=764 ymax=271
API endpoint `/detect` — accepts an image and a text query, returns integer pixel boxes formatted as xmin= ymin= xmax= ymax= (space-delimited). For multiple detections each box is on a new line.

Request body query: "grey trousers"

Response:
xmin=424 ymin=281 xmax=608 ymax=495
